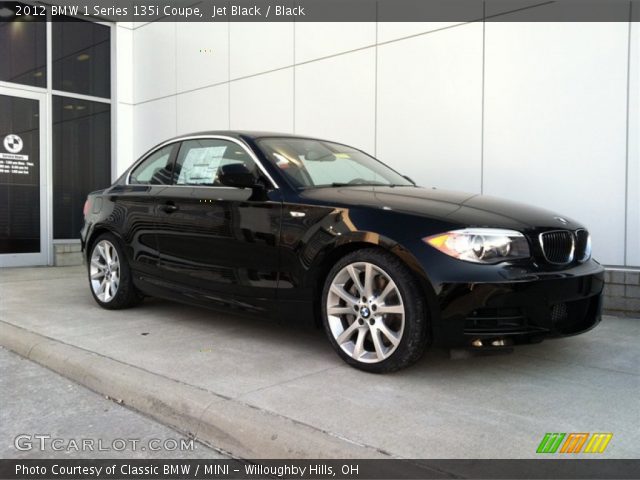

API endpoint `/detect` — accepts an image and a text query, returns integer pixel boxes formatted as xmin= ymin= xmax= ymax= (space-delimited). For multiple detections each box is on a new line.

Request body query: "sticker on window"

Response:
xmin=178 ymin=146 xmax=226 ymax=185
xmin=0 ymin=134 xmax=31 ymax=175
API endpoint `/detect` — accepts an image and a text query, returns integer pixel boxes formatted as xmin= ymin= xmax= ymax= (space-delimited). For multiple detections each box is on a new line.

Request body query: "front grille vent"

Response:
xmin=539 ymin=230 xmax=575 ymax=265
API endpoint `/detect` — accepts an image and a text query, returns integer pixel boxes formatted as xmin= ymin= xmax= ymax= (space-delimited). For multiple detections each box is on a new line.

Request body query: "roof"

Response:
xmin=165 ymin=131 xmax=318 ymax=142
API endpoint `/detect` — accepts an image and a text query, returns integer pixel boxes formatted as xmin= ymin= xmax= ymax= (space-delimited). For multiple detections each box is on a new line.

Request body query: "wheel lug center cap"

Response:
xmin=360 ymin=306 xmax=371 ymax=319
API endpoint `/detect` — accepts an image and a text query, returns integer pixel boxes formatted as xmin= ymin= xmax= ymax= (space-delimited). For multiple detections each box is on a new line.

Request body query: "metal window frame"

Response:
xmin=0 ymin=86 xmax=49 ymax=267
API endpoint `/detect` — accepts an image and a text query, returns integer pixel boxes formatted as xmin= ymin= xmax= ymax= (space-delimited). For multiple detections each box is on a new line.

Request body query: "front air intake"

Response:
xmin=539 ymin=230 xmax=575 ymax=265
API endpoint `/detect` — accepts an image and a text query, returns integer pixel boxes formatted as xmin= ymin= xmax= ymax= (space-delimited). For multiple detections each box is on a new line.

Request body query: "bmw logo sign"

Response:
xmin=554 ymin=216 xmax=568 ymax=225
xmin=3 ymin=134 xmax=23 ymax=154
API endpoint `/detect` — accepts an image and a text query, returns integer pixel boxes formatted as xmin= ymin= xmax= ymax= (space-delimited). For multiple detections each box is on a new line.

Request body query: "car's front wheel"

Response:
xmin=88 ymin=233 xmax=141 ymax=309
xmin=321 ymin=248 xmax=429 ymax=373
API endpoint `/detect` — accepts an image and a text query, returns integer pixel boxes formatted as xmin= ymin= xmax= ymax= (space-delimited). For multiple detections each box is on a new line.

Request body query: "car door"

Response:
xmin=107 ymin=142 xmax=179 ymax=286
xmin=154 ymin=137 xmax=282 ymax=315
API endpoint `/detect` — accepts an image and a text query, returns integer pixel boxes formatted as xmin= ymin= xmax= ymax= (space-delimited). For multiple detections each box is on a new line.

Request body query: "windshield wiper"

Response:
xmin=329 ymin=182 xmax=386 ymax=187
xmin=329 ymin=182 xmax=409 ymax=188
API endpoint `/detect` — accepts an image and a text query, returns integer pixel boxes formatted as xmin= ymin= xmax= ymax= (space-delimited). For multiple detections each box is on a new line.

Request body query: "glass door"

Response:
xmin=0 ymin=87 xmax=48 ymax=266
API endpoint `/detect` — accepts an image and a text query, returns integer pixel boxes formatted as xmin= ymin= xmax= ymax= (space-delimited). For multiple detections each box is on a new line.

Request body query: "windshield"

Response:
xmin=256 ymin=138 xmax=414 ymax=189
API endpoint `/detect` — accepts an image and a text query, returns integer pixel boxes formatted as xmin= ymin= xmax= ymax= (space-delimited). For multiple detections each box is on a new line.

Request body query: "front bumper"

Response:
xmin=433 ymin=264 xmax=605 ymax=347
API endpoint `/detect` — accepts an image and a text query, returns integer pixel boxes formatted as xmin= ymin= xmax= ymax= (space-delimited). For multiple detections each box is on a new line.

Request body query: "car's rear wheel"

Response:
xmin=88 ymin=233 xmax=141 ymax=309
xmin=321 ymin=248 xmax=429 ymax=373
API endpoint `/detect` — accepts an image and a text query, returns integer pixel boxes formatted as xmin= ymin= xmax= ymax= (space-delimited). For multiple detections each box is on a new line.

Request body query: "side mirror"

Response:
xmin=218 ymin=163 xmax=257 ymax=189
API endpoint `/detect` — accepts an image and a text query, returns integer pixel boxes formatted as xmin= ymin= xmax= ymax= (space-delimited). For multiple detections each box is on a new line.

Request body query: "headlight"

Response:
xmin=584 ymin=234 xmax=592 ymax=261
xmin=424 ymin=228 xmax=530 ymax=264
xmin=577 ymin=230 xmax=592 ymax=262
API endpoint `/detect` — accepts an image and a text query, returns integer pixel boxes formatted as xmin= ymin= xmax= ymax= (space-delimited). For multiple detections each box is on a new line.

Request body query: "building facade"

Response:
xmin=1 ymin=8 xmax=638 ymax=313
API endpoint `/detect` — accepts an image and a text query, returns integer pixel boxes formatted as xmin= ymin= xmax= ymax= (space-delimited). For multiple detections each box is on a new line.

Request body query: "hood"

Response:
xmin=299 ymin=186 xmax=582 ymax=231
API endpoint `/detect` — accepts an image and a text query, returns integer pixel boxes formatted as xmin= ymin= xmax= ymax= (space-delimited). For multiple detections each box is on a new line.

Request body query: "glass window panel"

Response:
xmin=0 ymin=94 xmax=40 ymax=253
xmin=0 ymin=5 xmax=46 ymax=87
xmin=129 ymin=145 xmax=176 ymax=185
xmin=174 ymin=140 xmax=257 ymax=186
xmin=257 ymin=138 xmax=412 ymax=189
xmin=53 ymin=18 xmax=110 ymax=98
xmin=53 ymin=96 xmax=111 ymax=239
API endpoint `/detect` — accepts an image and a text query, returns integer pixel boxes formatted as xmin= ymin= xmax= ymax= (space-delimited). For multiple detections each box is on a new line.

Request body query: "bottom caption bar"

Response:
xmin=2 ymin=459 xmax=639 ymax=479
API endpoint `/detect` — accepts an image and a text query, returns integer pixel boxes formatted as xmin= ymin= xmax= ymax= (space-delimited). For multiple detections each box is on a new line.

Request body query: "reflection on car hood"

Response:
xmin=299 ymin=185 xmax=582 ymax=230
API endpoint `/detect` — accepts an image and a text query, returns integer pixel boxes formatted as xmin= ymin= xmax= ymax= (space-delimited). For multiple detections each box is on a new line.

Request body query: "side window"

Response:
xmin=174 ymin=139 xmax=257 ymax=186
xmin=129 ymin=144 xmax=175 ymax=185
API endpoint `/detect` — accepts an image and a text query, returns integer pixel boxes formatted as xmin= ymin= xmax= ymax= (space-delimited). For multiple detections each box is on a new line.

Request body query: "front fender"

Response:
xmin=278 ymin=203 xmax=443 ymax=309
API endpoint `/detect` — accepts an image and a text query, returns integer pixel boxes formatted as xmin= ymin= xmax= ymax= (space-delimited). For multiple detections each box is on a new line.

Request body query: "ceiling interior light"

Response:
xmin=76 ymin=53 xmax=91 ymax=62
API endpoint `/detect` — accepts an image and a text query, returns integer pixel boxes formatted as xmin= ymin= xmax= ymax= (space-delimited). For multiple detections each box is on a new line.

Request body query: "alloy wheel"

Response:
xmin=90 ymin=240 xmax=120 ymax=303
xmin=326 ymin=262 xmax=405 ymax=363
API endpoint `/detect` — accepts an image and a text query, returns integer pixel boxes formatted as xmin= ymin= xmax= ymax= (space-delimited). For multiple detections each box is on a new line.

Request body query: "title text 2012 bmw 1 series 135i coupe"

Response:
xmin=81 ymin=131 xmax=604 ymax=372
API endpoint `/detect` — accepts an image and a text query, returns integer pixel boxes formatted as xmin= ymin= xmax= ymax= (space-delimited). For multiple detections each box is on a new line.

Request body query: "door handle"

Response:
xmin=160 ymin=202 xmax=178 ymax=213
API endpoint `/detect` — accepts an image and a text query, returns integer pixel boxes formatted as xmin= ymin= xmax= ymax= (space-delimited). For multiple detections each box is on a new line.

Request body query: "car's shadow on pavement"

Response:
xmin=135 ymin=296 xmax=572 ymax=378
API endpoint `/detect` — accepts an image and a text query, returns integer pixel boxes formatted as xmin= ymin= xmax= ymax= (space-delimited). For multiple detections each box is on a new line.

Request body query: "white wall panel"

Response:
xmin=133 ymin=97 xmax=176 ymax=158
xmin=133 ymin=22 xmax=176 ymax=103
xmin=230 ymin=23 xmax=293 ymax=79
xmin=115 ymin=103 xmax=133 ymax=176
xmin=295 ymin=22 xmax=375 ymax=63
xmin=484 ymin=22 xmax=629 ymax=265
xmin=177 ymin=84 xmax=229 ymax=135
xmin=176 ymin=22 xmax=229 ymax=93
xmin=377 ymin=23 xmax=483 ymax=192
xmin=295 ymin=49 xmax=376 ymax=153
xmin=115 ymin=26 xmax=133 ymax=104
xmin=230 ymin=69 xmax=293 ymax=132
xmin=627 ymin=22 xmax=640 ymax=267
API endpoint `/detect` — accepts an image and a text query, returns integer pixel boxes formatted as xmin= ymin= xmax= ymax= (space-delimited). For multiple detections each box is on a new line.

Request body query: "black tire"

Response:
xmin=321 ymin=248 xmax=429 ymax=373
xmin=87 ymin=232 xmax=142 ymax=310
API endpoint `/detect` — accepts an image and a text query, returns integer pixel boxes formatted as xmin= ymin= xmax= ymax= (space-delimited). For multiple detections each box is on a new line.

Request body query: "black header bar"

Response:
xmin=0 ymin=0 xmax=638 ymax=23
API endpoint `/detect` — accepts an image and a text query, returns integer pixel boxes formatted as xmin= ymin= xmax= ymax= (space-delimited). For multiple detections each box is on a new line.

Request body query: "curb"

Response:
xmin=0 ymin=321 xmax=388 ymax=459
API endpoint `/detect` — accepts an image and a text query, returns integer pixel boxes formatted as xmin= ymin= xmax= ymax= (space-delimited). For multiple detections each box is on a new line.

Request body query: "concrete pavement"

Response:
xmin=0 ymin=266 xmax=638 ymax=458
xmin=0 ymin=347 xmax=224 ymax=459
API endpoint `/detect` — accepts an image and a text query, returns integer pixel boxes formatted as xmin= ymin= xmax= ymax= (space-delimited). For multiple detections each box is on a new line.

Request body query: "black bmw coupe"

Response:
xmin=81 ymin=131 xmax=604 ymax=372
